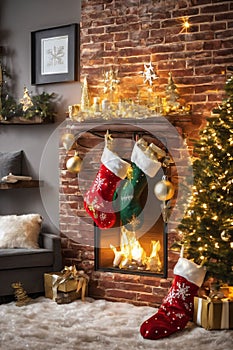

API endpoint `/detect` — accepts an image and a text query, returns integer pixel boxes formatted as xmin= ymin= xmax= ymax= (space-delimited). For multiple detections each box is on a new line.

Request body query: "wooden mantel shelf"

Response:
xmin=0 ymin=180 xmax=41 ymax=190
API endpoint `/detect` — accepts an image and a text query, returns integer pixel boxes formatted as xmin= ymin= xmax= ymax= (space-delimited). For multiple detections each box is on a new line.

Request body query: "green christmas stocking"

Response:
xmin=115 ymin=139 xmax=161 ymax=231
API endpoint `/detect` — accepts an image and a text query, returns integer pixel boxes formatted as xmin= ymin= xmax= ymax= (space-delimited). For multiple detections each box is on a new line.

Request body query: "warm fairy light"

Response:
xmin=212 ymin=215 xmax=218 ymax=220
xmin=180 ymin=17 xmax=191 ymax=33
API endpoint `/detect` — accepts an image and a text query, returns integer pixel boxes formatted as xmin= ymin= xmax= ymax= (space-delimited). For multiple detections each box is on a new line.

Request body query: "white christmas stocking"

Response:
xmin=140 ymin=257 xmax=206 ymax=339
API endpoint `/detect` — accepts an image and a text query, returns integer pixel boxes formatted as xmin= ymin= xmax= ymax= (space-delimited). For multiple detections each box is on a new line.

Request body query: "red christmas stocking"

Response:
xmin=84 ymin=145 xmax=130 ymax=229
xmin=140 ymin=257 xmax=206 ymax=340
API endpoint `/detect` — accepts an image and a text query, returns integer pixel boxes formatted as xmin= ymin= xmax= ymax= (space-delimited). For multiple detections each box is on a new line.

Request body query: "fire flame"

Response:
xmin=110 ymin=226 xmax=162 ymax=272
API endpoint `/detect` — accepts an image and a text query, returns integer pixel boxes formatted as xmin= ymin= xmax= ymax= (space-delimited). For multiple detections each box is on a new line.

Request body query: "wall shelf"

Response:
xmin=0 ymin=117 xmax=54 ymax=125
xmin=0 ymin=180 xmax=41 ymax=190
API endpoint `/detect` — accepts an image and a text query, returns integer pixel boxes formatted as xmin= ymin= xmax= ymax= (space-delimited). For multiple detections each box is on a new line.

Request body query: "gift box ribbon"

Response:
xmin=51 ymin=266 xmax=89 ymax=301
xmin=221 ymin=299 xmax=229 ymax=329
xmin=196 ymin=297 xmax=230 ymax=329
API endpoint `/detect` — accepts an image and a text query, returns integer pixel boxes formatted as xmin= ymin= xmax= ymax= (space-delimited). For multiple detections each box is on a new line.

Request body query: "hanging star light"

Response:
xmin=179 ymin=17 xmax=191 ymax=33
xmin=142 ymin=62 xmax=158 ymax=86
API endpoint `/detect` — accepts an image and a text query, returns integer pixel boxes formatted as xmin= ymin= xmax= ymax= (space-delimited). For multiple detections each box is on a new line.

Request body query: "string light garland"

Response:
xmin=68 ymin=65 xmax=191 ymax=122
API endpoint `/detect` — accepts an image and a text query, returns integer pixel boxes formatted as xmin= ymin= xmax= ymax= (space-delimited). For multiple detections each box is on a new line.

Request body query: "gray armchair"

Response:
xmin=0 ymin=232 xmax=62 ymax=298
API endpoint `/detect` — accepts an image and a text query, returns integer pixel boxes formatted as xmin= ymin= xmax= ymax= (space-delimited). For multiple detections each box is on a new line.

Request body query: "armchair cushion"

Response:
xmin=0 ymin=248 xmax=53 ymax=270
xmin=0 ymin=214 xmax=42 ymax=249
xmin=0 ymin=150 xmax=23 ymax=179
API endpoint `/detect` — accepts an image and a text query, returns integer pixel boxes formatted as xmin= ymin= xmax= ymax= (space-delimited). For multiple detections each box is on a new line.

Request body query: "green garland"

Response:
xmin=0 ymin=60 xmax=57 ymax=122
xmin=0 ymin=91 xmax=57 ymax=122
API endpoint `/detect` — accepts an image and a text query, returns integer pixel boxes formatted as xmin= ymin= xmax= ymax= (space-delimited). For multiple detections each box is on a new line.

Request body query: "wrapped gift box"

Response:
xmin=193 ymin=296 xmax=233 ymax=330
xmin=220 ymin=286 xmax=233 ymax=300
xmin=44 ymin=272 xmax=79 ymax=300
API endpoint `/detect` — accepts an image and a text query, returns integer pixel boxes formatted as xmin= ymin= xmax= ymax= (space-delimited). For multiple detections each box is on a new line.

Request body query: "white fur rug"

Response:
xmin=0 ymin=297 xmax=232 ymax=350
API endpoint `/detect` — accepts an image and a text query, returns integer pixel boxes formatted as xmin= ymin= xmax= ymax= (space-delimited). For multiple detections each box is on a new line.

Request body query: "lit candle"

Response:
xmin=102 ymin=99 xmax=109 ymax=111
xmin=93 ymin=97 xmax=100 ymax=112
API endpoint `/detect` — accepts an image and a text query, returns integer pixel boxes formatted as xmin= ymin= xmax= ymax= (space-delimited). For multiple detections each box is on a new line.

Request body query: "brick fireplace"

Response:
xmin=60 ymin=116 xmax=195 ymax=306
xmin=59 ymin=0 xmax=233 ymax=306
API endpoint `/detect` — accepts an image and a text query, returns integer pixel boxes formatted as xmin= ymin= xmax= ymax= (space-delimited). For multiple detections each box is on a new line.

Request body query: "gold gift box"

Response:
xmin=220 ymin=286 xmax=233 ymax=300
xmin=193 ymin=296 xmax=233 ymax=330
xmin=44 ymin=272 xmax=79 ymax=300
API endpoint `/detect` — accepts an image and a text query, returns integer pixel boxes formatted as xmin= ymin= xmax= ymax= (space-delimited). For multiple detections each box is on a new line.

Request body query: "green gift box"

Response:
xmin=193 ymin=296 xmax=233 ymax=330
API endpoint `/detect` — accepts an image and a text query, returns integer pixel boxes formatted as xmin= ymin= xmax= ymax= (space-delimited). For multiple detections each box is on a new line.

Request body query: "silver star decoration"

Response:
xmin=142 ymin=62 xmax=158 ymax=86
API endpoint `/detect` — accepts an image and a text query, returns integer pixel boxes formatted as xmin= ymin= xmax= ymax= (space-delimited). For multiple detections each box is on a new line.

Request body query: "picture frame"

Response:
xmin=31 ymin=23 xmax=80 ymax=85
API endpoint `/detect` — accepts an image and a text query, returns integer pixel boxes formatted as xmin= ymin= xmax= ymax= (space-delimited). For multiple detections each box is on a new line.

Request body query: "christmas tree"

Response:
xmin=178 ymin=67 xmax=233 ymax=285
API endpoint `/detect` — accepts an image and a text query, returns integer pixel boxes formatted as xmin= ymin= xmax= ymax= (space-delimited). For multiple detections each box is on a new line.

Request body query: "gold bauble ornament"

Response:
xmin=154 ymin=176 xmax=175 ymax=201
xmin=61 ymin=133 xmax=75 ymax=151
xmin=66 ymin=152 xmax=82 ymax=173
xmin=220 ymin=230 xmax=230 ymax=242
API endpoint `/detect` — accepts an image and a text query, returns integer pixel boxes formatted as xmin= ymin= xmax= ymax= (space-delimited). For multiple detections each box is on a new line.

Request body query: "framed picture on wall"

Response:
xmin=31 ymin=23 xmax=80 ymax=85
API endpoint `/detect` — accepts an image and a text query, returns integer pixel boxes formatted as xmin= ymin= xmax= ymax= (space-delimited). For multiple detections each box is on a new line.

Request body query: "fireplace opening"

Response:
xmin=94 ymin=174 xmax=168 ymax=277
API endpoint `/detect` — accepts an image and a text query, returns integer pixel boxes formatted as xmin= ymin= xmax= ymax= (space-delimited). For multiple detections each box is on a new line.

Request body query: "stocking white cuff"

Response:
xmin=131 ymin=142 xmax=161 ymax=178
xmin=101 ymin=146 xmax=130 ymax=179
xmin=174 ymin=257 xmax=206 ymax=287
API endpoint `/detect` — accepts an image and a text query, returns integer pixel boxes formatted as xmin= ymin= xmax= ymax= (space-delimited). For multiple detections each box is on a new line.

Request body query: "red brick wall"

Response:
xmin=80 ymin=0 xmax=233 ymax=128
xmin=59 ymin=0 xmax=233 ymax=306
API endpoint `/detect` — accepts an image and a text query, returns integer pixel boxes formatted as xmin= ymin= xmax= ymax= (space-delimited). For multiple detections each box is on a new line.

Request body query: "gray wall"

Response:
xmin=0 ymin=0 xmax=81 ymax=233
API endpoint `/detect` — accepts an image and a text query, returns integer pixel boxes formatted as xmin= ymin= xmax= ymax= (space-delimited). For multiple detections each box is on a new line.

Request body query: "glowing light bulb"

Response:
xmin=183 ymin=20 xmax=190 ymax=29
xmin=180 ymin=17 xmax=191 ymax=33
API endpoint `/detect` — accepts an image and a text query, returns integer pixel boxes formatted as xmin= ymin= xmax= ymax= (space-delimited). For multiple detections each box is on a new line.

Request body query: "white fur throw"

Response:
xmin=0 ymin=214 xmax=42 ymax=249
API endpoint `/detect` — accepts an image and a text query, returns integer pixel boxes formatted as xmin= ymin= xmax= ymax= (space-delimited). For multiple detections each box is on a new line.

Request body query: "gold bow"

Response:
xmin=59 ymin=265 xmax=89 ymax=301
